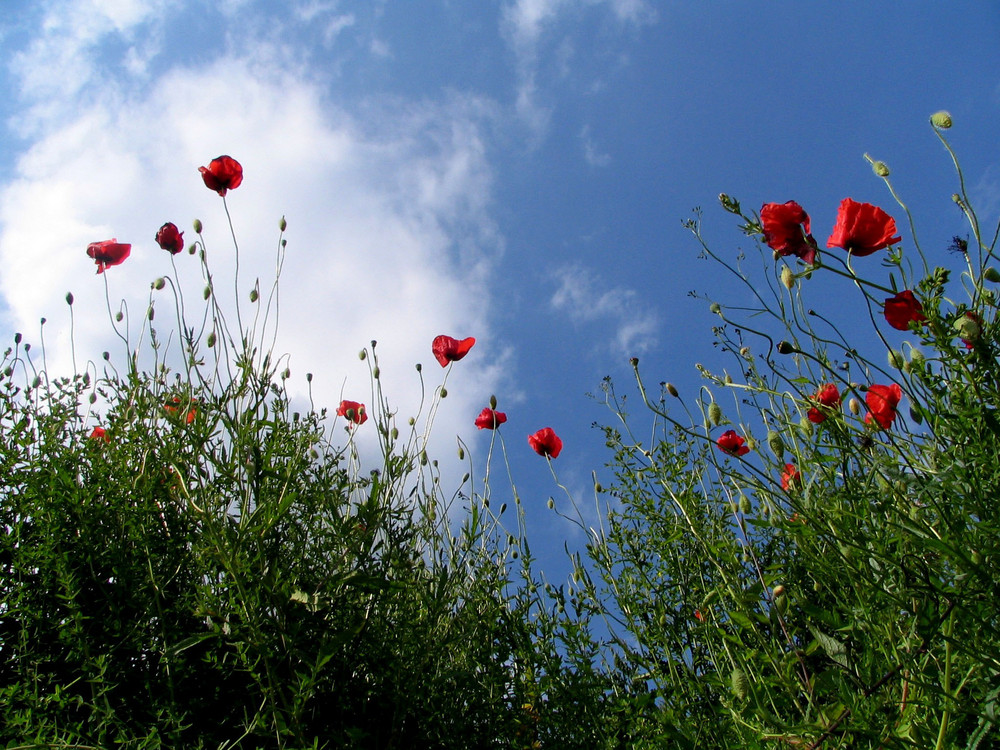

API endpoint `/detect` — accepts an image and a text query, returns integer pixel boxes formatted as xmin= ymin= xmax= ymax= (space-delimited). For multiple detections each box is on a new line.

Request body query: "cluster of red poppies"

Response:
xmin=338 ymin=333 xmax=563 ymax=459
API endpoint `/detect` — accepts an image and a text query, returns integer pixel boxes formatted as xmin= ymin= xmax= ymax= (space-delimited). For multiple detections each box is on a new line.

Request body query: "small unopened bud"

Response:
xmin=909 ymin=404 xmax=922 ymax=424
xmin=391 ymin=427 xmax=398 ymax=440
xmin=871 ymin=160 xmax=890 ymax=178
xmin=372 ymin=366 xmax=380 ymax=379
xmin=767 ymin=430 xmax=785 ymax=457
xmin=31 ymin=376 xmax=41 ymax=388
xmin=799 ymin=417 xmax=813 ymax=436
xmin=420 ymin=450 xmax=428 ymax=466
xmin=306 ymin=372 xmax=313 ymax=382
xmin=188 ymin=244 xmax=196 ymax=255
xmin=954 ymin=314 xmax=981 ymax=343
xmin=888 ymin=349 xmax=905 ymax=369
xmin=910 ymin=349 xmax=925 ymax=366
xmin=739 ymin=346 xmax=750 ymax=357
xmin=65 ymin=292 xmax=74 ymax=305
xmin=849 ymin=397 xmax=861 ymax=415
xmin=708 ymin=402 xmax=722 ymax=426
xmin=739 ymin=495 xmax=752 ymax=514
xmin=595 ymin=481 xmax=603 ymax=493
xmin=249 ymin=288 xmax=259 ymax=303
xmin=772 ymin=584 xmax=785 ymax=598
xmin=490 ymin=394 xmax=498 ymax=409
xmin=724 ymin=374 xmax=733 ymax=385
xmin=780 ymin=266 xmax=794 ymax=290
xmin=415 ymin=363 xmax=422 ymax=372
xmin=439 ymin=387 xmax=448 ymax=398
xmin=985 ymin=267 xmax=1000 ymax=283
xmin=14 ymin=332 xmax=21 ymax=344
xmin=282 ymin=368 xmax=290 ymax=380
xmin=154 ymin=277 xmax=166 ymax=290
xmin=147 ymin=306 xmax=155 ymax=321
xmin=666 ymin=382 xmax=679 ymax=398
xmin=206 ymin=331 xmax=217 ymax=348
xmin=952 ymin=193 xmax=963 ymax=205
xmin=930 ymin=110 xmax=953 ymax=129
xmin=193 ymin=218 xmax=203 ymax=233
xmin=102 ymin=351 xmax=110 ymax=361
xmin=630 ymin=357 xmax=639 ymax=367
xmin=710 ymin=302 xmax=722 ymax=315
xmin=203 ymin=286 xmax=212 ymax=300
xmin=89 ymin=392 xmax=97 ymax=404
xmin=777 ymin=341 xmax=796 ymax=355
xmin=279 ymin=216 xmax=287 ymax=231
xmin=359 ymin=349 xmax=367 ymax=360
xmin=547 ymin=498 xmax=555 ymax=510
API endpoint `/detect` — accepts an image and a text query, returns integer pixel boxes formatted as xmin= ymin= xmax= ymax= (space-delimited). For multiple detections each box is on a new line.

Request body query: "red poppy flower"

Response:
xmin=883 ymin=290 xmax=926 ymax=331
xmin=864 ymin=383 xmax=903 ymax=429
xmin=780 ymin=463 xmax=801 ymax=491
xmin=432 ymin=335 xmax=476 ymax=367
xmin=807 ymin=383 xmax=841 ymax=424
xmin=155 ymin=222 xmax=185 ymax=255
xmin=199 ymin=155 xmax=243 ymax=196
xmin=86 ymin=239 xmax=131 ymax=274
xmin=475 ymin=407 xmax=507 ymax=429
xmin=528 ymin=427 xmax=562 ymax=458
xmin=826 ymin=198 xmax=901 ymax=256
xmin=716 ymin=429 xmax=750 ymax=456
xmin=761 ymin=201 xmax=818 ymax=264
xmin=337 ymin=399 xmax=367 ymax=426
xmin=694 ymin=609 xmax=704 ymax=622
xmin=165 ymin=397 xmax=197 ymax=424
xmin=89 ymin=426 xmax=110 ymax=442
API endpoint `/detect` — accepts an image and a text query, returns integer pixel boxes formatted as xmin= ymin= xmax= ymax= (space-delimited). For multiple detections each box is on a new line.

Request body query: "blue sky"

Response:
xmin=2 ymin=1 xmax=1000 ymax=577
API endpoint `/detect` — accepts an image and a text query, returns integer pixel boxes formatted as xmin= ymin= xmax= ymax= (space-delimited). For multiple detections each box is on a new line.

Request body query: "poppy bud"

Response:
xmin=739 ymin=495 xmax=752 ymax=514
xmin=930 ymin=110 xmax=953 ymax=129
xmin=372 ymin=366 xmax=380 ymax=379
xmin=595 ymin=481 xmax=603 ymax=493
xmin=774 ymin=595 xmax=788 ymax=615
xmin=708 ymin=402 xmax=722 ymax=426
xmin=206 ymin=331 xmax=217 ymax=348
xmin=203 ymin=286 xmax=212 ymax=300
xmin=147 ymin=306 xmax=155 ymax=321
xmin=306 ymin=372 xmax=313 ymax=382
xmin=799 ymin=417 xmax=813 ymax=436
xmin=279 ymin=216 xmax=287 ymax=231
xmin=358 ymin=349 xmax=366 ymax=361
xmin=249 ymin=289 xmax=259 ymax=303
xmin=731 ymin=668 xmax=749 ymax=701
xmin=849 ymin=397 xmax=861 ymax=415
xmin=391 ymin=427 xmax=398 ymax=440
xmin=871 ymin=161 xmax=890 ymax=178
xmin=710 ymin=302 xmax=721 ymax=315
xmin=954 ymin=314 xmax=981 ymax=343
xmin=188 ymin=244 xmax=196 ymax=255
xmin=282 ymin=368 xmax=290 ymax=379
xmin=985 ymin=267 xmax=1000 ymax=283
xmin=888 ymin=350 xmax=905 ymax=369
xmin=666 ymin=382 xmax=679 ymax=398
xmin=780 ymin=266 xmax=794 ymax=290
xmin=193 ymin=219 xmax=203 ymax=233
xmin=547 ymin=498 xmax=555 ymax=509
xmin=14 ymin=333 xmax=21 ymax=344
xmin=32 ymin=376 xmax=40 ymax=388
xmin=630 ymin=356 xmax=639 ymax=367
xmin=777 ymin=341 xmax=796 ymax=354
xmin=65 ymin=292 xmax=74 ymax=305
xmin=767 ymin=430 xmax=785 ymax=457
xmin=415 ymin=363 xmax=422 ymax=372
xmin=154 ymin=277 xmax=166 ymax=290
xmin=910 ymin=349 xmax=925 ymax=366
xmin=909 ymin=404 xmax=922 ymax=424
xmin=440 ymin=388 xmax=447 ymax=398
xmin=102 ymin=351 xmax=110 ymax=360
xmin=419 ymin=451 xmax=428 ymax=466
xmin=490 ymin=394 xmax=498 ymax=409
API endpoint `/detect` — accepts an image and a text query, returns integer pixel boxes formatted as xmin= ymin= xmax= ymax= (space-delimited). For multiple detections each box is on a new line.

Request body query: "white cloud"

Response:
xmin=580 ymin=124 xmax=610 ymax=166
xmin=500 ymin=0 xmax=655 ymax=142
xmin=550 ymin=265 xmax=656 ymax=354
xmin=0 ymin=12 xmax=507 ymax=476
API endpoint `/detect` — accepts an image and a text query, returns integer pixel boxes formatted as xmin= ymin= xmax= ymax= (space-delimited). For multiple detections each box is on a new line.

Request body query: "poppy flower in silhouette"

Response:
xmin=475 ymin=408 xmax=507 ymax=429
xmin=883 ymin=290 xmax=926 ymax=331
xmin=761 ymin=201 xmax=818 ymax=264
xmin=716 ymin=429 xmax=750 ymax=456
xmin=807 ymin=383 xmax=841 ymax=424
xmin=155 ymin=222 xmax=185 ymax=255
xmin=528 ymin=427 xmax=562 ymax=458
xmin=827 ymin=198 xmax=901 ymax=256
xmin=432 ymin=335 xmax=476 ymax=367
xmin=199 ymin=155 xmax=243 ymax=196
xmin=865 ymin=383 xmax=903 ymax=429
xmin=87 ymin=239 xmax=131 ymax=274
xmin=337 ymin=399 xmax=367 ymax=426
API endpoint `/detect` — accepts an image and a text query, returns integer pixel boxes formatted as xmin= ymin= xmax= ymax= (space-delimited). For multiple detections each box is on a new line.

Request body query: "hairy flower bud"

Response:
xmin=359 ymin=349 xmax=367 ymax=360
xmin=249 ymin=288 xmax=259 ymax=303
xmin=279 ymin=216 xmax=287 ymax=231
xmin=767 ymin=430 xmax=785 ymax=457
xmin=666 ymin=382 xmax=679 ymax=398
xmin=871 ymin=160 xmax=890 ymax=177
xmin=490 ymin=394 xmax=498 ymax=409
xmin=985 ymin=267 xmax=1000 ymax=283
xmin=193 ymin=218 xmax=203 ymax=233
xmin=547 ymin=498 xmax=555 ymax=510
xmin=888 ymin=349 xmax=905 ymax=369
xmin=954 ymin=314 xmax=981 ymax=343
xmin=739 ymin=495 xmax=752 ymax=514
xmin=930 ymin=110 xmax=953 ymax=129
xmin=708 ymin=402 xmax=722 ymax=426
xmin=780 ymin=266 xmax=794 ymax=290
xmin=849 ymin=397 xmax=861 ymax=415
xmin=439 ymin=387 xmax=447 ymax=398
xmin=710 ymin=302 xmax=722 ymax=315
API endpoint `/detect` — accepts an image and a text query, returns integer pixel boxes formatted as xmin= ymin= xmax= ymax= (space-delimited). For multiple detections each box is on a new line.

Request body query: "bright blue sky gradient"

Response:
xmin=2 ymin=1 xmax=999 ymax=576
